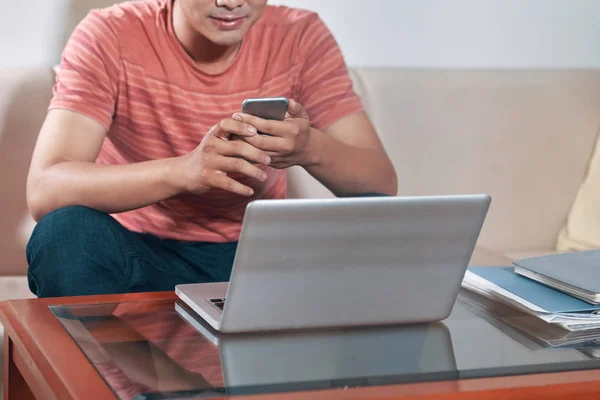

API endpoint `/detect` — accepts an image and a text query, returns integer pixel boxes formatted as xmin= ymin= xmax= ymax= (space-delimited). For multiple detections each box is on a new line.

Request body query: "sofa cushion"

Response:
xmin=469 ymin=246 xmax=512 ymax=267
xmin=557 ymin=128 xmax=600 ymax=251
xmin=0 ymin=276 xmax=35 ymax=302
xmin=289 ymin=69 xmax=600 ymax=253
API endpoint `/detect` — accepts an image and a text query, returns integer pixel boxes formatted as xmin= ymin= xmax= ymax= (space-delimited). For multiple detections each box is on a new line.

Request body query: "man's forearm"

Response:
xmin=302 ymin=128 xmax=398 ymax=197
xmin=27 ymin=157 xmax=183 ymax=221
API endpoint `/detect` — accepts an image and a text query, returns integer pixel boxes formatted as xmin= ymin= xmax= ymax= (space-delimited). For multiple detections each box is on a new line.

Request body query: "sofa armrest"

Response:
xmin=0 ymin=68 xmax=54 ymax=276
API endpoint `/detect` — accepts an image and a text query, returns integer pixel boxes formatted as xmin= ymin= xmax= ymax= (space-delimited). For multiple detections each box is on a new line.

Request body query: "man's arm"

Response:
xmin=26 ymin=109 xmax=270 ymax=221
xmin=27 ymin=110 xmax=182 ymax=221
xmin=301 ymin=111 xmax=397 ymax=197
xmin=238 ymin=101 xmax=398 ymax=197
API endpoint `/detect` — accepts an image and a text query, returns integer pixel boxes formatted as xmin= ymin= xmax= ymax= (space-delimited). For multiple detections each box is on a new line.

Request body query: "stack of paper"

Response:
xmin=459 ymin=290 xmax=600 ymax=349
xmin=462 ymin=267 xmax=600 ymax=332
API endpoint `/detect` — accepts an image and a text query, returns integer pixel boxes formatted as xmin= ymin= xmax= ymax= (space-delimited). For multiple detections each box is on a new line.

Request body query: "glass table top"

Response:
xmin=50 ymin=290 xmax=600 ymax=399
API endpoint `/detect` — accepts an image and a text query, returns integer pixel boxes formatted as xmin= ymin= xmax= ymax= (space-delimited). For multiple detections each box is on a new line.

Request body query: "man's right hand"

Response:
xmin=174 ymin=116 xmax=272 ymax=197
xmin=27 ymin=110 xmax=272 ymax=221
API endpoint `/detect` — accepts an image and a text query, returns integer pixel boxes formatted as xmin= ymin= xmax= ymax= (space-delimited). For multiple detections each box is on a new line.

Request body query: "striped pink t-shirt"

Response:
xmin=50 ymin=0 xmax=363 ymax=242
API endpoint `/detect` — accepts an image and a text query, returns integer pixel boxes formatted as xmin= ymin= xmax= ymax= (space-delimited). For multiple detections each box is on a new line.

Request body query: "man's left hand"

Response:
xmin=234 ymin=99 xmax=313 ymax=169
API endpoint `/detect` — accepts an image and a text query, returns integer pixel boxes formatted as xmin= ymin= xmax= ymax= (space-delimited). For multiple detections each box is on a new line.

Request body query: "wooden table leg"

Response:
xmin=4 ymin=334 xmax=35 ymax=400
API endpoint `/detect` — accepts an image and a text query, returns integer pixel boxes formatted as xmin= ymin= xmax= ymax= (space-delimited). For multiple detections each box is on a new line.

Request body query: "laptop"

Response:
xmin=174 ymin=301 xmax=458 ymax=393
xmin=175 ymin=194 xmax=491 ymax=333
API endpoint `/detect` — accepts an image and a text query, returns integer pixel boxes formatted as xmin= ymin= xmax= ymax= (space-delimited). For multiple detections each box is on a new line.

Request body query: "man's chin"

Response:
xmin=205 ymin=29 xmax=247 ymax=47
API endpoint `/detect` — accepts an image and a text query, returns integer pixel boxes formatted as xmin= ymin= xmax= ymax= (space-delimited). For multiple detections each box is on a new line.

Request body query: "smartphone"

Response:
xmin=241 ymin=97 xmax=289 ymax=128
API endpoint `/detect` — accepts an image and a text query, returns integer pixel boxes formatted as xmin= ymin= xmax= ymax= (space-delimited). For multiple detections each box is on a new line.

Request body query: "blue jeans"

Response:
xmin=26 ymin=206 xmax=238 ymax=297
xmin=27 ymin=194 xmax=388 ymax=298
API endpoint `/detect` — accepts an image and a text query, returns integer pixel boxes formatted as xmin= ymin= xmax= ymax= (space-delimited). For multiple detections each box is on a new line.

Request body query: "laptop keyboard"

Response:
xmin=210 ymin=298 xmax=226 ymax=311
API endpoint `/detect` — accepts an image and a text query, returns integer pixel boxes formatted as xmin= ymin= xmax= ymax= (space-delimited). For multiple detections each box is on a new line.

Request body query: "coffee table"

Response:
xmin=5 ymin=286 xmax=600 ymax=400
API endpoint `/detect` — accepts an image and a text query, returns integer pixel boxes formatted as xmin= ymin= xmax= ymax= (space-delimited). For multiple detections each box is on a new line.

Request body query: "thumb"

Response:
xmin=286 ymin=99 xmax=307 ymax=119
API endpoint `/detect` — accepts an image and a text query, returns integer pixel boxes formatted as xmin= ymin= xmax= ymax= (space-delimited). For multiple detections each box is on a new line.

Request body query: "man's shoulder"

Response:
xmin=84 ymin=0 xmax=163 ymax=36
xmin=259 ymin=5 xmax=321 ymax=29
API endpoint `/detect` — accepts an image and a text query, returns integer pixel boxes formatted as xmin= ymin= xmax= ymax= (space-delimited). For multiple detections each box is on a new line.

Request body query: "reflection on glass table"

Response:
xmin=50 ymin=290 xmax=600 ymax=400
xmin=175 ymin=302 xmax=457 ymax=394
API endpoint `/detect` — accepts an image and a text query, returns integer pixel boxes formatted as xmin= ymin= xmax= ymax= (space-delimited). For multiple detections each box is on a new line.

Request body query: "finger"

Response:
xmin=208 ymin=173 xmax=255 ymax=197
xmin=261 ymin=154 xmax=292 ymax=170
xmin=236 ymin=113 xmax=286 ymax=137
xmin=215 ymin=117 xmax=258 ymax=138
xmin=215 ymin=155 xmax=268 ymax=182
xmin=217 ymin=137 xmax=272 ymax=165
xmin=209 ymin=123 xmax=229 ymax=140
xmin=285 ymin=98 xmax=307 ymax=119
xmin=242 ymin=134 xmax=290 ymax=153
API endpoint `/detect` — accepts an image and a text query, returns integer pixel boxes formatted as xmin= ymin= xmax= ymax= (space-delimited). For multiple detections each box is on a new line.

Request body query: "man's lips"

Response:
xmin=210 ymin=16 xmax=246 ymax=30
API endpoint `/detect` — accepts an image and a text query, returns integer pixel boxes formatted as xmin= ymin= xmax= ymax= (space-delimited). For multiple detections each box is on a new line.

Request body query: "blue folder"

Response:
xmin=468 ymin=267 xmax=600 ymax=314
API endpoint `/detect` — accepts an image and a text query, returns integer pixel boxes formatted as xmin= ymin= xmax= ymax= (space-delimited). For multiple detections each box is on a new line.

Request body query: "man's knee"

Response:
xmin=27 ymin=206 xmax=113 ymax=256
xmin=26 ymin=206 xmax=123 ymax=297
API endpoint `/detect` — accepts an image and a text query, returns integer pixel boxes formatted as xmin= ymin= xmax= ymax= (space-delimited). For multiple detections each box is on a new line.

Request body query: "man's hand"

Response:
xmin=174 ymin=117 xmax=272 ymax=197
xmin=236 ymin=99 xmax=313 ymax=169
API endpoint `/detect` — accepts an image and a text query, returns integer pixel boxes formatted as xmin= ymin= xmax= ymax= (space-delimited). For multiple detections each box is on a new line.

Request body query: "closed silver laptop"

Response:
xmin=175 ymin=194 xmax=491 ymax=333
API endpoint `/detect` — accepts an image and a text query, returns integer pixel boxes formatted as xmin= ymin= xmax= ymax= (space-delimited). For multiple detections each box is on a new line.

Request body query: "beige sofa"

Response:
xmin=3 ymin=0 xmax=600 ymax=300
xmin=291 ymin=68 xmax=600 ymax=261
xmin=2 ymin=66 xmax=600 ymax=297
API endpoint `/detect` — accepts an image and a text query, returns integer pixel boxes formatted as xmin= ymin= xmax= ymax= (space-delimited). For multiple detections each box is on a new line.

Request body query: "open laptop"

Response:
xmin=175 ymin=194 xmax=491 ymax=333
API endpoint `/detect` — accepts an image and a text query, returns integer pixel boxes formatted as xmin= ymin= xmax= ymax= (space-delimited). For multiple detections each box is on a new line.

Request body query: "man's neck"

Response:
xmin=172 ymin=1 xmax=241 ymax=74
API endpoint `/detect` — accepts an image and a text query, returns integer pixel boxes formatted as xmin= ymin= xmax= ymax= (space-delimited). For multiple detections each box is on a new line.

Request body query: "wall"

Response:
xmin=1 ymin=0 xmax=599 ymax=68
xmin=269 ymin=0 xmax=600 ymax=68
xmin=0 ymin=0 xmax=119 ymax=68
xmin=0 ymin=0 xmax=65 ymax=67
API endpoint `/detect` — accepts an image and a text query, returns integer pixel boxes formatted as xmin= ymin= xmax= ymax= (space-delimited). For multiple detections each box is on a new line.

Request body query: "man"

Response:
xmin=26 ymin=0 xmax=397 ymax=298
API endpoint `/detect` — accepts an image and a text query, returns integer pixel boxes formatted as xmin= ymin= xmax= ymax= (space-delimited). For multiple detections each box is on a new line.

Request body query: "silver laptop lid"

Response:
xmin=220 ymin=195 xmax=491 ymax=332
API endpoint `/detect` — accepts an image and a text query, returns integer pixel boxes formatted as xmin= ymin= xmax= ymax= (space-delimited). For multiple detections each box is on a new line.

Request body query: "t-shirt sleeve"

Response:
xmin=296 ymin=15 xmax=364 ymax=131
xmin=49 ymin=10 xmax=120 ymax=131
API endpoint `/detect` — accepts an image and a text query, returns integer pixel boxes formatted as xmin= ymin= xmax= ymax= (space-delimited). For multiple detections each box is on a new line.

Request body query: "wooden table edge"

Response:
xmin=0 ymin=292 xmax=175 ymax=400
xmin=3 ymin=291 xmax=600 ymax=400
